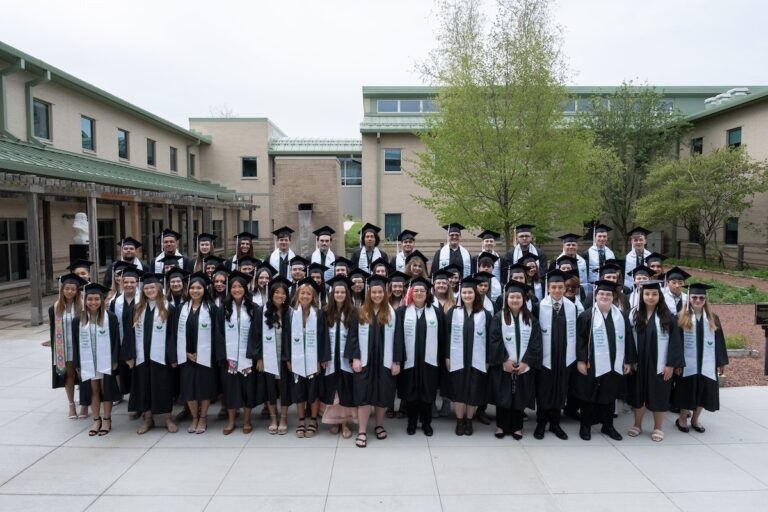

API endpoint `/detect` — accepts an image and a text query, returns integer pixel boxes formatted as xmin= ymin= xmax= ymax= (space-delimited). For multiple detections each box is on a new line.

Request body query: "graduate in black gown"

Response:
xmin=49 ymin=273 xmax=87 ymax=420
xmin=345 ymin=275 xmax=403 ymax=447
xmin=108 ymin=262 xmax=140 ymax=411
xmin=249 ymin=276 xmax=293 ymax=435
xmin=283 ymin=278 xmax=330 ymax=438
xmin=72 ymin=283 xmax=121 ymax=436
xmin=122 ymin=273 xmax=178 ymax=434
xmin=321 ymin=276 xmax=358 ymax=439
xmin=532 ymin=269 xmax=578 ymax=441
xmin=216 ymin=271 xmax=263 ymax=435
xmin=626 ymin=280 xmax=684 ymax=442
xmin=66 ymin=259 xmax=96 ymax=414
xmin=489 ymin=282 xmax=542 ymax=440
xmin=165 ymin=266 xmax=189 ymax=308
xmin=672 ymin=283 xmax=728 ymax=434
xmin=573 ymin=280 xmax=636 ymax=441
xmin=444 ymin=276 xmax=492 ymax=436
xmin=174 ymin=272 xmax=220 ymax=434
xmin=351 ymin=223 xmax=390 ymax=275
xmin=396 ymin=277 xmax=445 ymax=436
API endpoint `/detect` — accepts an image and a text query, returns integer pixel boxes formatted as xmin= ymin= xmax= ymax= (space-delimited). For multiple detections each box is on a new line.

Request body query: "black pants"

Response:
xmin=497 ymin=407 xmax=524 ymax=433
xmin=406 ymin=400 xmax=432 ymax=428
xmin=564 ymin=392 xmax=581 ymax=417
xmin=536 ymin=407 xmax=561 ymax=426
xmin=580 ymin=402 xmax=614 ymax=428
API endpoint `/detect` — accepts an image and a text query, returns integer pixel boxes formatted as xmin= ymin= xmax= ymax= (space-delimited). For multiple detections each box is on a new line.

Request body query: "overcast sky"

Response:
xmin=2 ymin=0 xmax=766 ymax=138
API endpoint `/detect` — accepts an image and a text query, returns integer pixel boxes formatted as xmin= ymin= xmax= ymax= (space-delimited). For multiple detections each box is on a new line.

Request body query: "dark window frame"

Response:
xmin=146 ymin=139 xmax=156 ymax=167
xmin=724 ymin=217 xmax=739 ymax=245
xmin=727 ymin=127 xmax=742 ymax=148
xmin=0 ymin=218 xmax=29 ymax=283
xmin=384 ymin=213 xmax=402 ymax=242
xmin=117 ymin=128 xmax=130 ymax=159
xmin=691 ymin=137 xmax=703 ymax=156
xmin=81 ymin=115 xmax=95 ymax=151
xmin=242 ymin=156 xmax=258 ymax=178
xmin=169 ymin=147 xmax=178 ymax=173
xmin=384 ymin=148 xmax=402 ymax=173
xmin=97 ymin=219 xmax=116 ymax=267
xmin=33 ymin=98 xmax=52 ymax=141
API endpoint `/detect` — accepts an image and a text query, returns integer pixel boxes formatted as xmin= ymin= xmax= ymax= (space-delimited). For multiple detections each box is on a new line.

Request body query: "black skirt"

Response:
xmin=128 ymin=360 xmax=175 ymax=415
xmin=220 ymin=363 xmax=265 ymax=409
xmin=179 ymin=362 xmax=219 ymax=402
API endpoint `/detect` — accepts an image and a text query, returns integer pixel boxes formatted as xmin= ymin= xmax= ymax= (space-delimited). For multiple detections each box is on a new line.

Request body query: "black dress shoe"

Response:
xmin=423 ymin=424 xmax=434 ymax=437
xmin=549 ymin=423 xmax=568 ymax=440
xmin=533 ymin=423 xmax=546 ymax=440
xmin=690 ymin=423 xmax=706 ymax=433
xmin=455 ymin=419 xmax=464 ymax=436
xmin=407 ymin=424 xmax=417 ymax=435
xmin=601 ymin=424 xmax=623 ymax=441
xmin=494 ymin=430 xmax=505 ymax=439
xmin=464 ymin=419 xmax=474 ymax=436
xmin=511 ymin=432 xmax=523 ymax=441
xmin=476 ymin=409 xmax=491 ymax=425
xmin=579 ymin=425 xmax=591 ymax=441
xmin=675 ymin=419 xmax=690 ymax=433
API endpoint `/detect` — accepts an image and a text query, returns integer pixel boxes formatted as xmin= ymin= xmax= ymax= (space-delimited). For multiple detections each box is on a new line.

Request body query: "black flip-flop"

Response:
xmin=374 ymin=426 xmax=388 ymax=440
xmin=355 ymin=432 xmax=367 ymax=448
xmin=691 ymin=423 xmax=706 ymax=433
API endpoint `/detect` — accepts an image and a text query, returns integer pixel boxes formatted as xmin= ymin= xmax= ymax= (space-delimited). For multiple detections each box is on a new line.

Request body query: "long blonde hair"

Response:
xmin=358 ymin=284 xmax=392 ymax=325
xmin=678 ymin=300 xmax=718 ymax=332
xmin=133 ymin=283 xmax=169 ymax=326
xmin=54 ymin=283 xmax=81 ymax=317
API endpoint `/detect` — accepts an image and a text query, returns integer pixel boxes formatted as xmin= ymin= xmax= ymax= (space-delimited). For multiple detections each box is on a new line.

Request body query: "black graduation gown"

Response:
xmin=215 ymin=305 xmax=264 ymax=409
xmin=249 ymin=306 xmax=292 ymax=405
xmin=430 ymin=247 xmax=469 ymax=276
xmin=102 ymin=259 xmax=148 ymax=289
xmin=672 ymin=315 xmax=728 ymax=412
xmin=321 ymin=311 xmax=358 ymax=407
xmin=532 ymin=303 xmax=573 ymax=411
xmin=443 ymin=307 xmax=492 ymax=406
xmin=345 ymin=312 xmax=404 ymax=407
xmin=572 ymin=309 xmax=637 ymax=406
xmin=122 ymin=303 xmax=176 ymax=415
xmin=72 ymin=311 xmax=122 ymax=402
xmin=48 ymin=305 xmax=80 ymax=388
xmin=175 ymin=303 xmax=220 ymax=402
xmin=109 ymin=294 xmax=135 ymax=397
xmin=505 ymin=245 xmax=548 ymax=276
xmin=396 ymin=305 xmax=445 ymax=403
xmin=351 ymin=247 xmax=390 ymax=271
xmin=281 ymin=308 xmax=330 ymax=403
xmin=626 ymin=313 xmax=685 ymax=412
xmin=488 ymin=311 xmax=542 ymax=411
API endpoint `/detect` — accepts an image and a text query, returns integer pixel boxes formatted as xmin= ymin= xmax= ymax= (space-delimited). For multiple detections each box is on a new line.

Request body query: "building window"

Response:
xmin=170 ymin=147 xmax=178 ymax=173
xmin=725 ymin=217 xmax=739 ymax=245
xmin=727 ymin=127 xmax=742 ymax=148
xmin=242 ymin=221 xmax=259 ymax=239
xmin=377 ymin=100 xmax=398 ymax=113
xmin=189 ymin=154 xmax=196 ymax=177
xmin=33 ymin=99 xmax=51 ymax=140
xmin=242 ymin=157 xmax=257 ymax=178
xmin=562 ymin=100 xmax=576 ymax=114
xmin=423 ymin=99 xmax=438 ymax=113
xmin=340 ymin=157 xmax=362 ymax=186
xmin=384 ymin=149 xmax=402 ymax=173
xmin=117 ymin=129 xmax=129 ymax=159
xmin=0 ymin=219 xmax=29 ymax=283
xmin=400 ymin=99 xmax=421 ymax=113
xmin=146 ymin=139 xmax=156 ymax=167
xmin=384 ymin=214 xmax=401 ymax=241
xmin=81 ymin=116 xmax=95 ymax=151
xmin=97 ymin=220 xmax=116 ymax=267
xmin=688 ymin=221 xmax=700 ymax=244
xmin=212 ymin=220 xmax=224 ymax=249
xmin=691 ymin=137 xmax=703 ymax=156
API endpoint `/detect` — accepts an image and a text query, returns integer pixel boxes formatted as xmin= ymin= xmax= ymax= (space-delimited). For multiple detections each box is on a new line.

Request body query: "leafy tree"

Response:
xmin=635 ymin=147 xmax=768 ymax=262
xmin=578 ymin=82 xmax=690 ymax=251
xmin=411 ymin=0 xmax=601 ymax=252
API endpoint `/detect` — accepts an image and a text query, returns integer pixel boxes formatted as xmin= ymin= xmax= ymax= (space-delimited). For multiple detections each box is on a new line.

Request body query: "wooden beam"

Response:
xmin=87 ymin=192 xmax=100 ymax=281
xmin=186 ymin=205 xmax=194 ymax=256
xmin=26 ymin=191 xmax=43 ymax=325
xmin=42 ymin=197 xmax=54 ymax=293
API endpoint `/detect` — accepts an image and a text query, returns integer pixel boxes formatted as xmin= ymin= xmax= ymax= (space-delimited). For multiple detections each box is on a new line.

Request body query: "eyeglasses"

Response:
xmin=689 ymin=295 xmax=706 ymax=301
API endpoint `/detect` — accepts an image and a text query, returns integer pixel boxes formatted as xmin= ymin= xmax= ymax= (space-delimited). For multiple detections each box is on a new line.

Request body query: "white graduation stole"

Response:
xmin=538 ymin=296 xmax=577 ymax=370
xmin=403 ymin=306 xmax=438 ymax=369
xmin=591 ymin=305 xmax=625 ymax=377
xmin=490 ymin=276 xmax=502 ymax=302
xmin=683 ymin=312 xmax=717 ymax=380
xmin=225 ymin=302 xmax=252 ymax=371
xmin=483 ymin=295 xmax=494 ymax=314
xmin=588 ymin=245 xmax=615 ymax=283
xmin=512 ymin=244 xmax=538 ymax=263
xmin=253 ymin=290 xmax=266 ymax=307
xmin=532 ymin=281 xmax=543 ymax=300
xmin=501 ymin=314 xmax=532 ymax=374
xmin=439 ymin=245 xmax=471 ymax=277
xmin=395 ymin=251 xmax=406 ymax=272
xmin=269 ymin=249 xmax=295 ymax=276
xmin=358 ymin=305 xmax=396 ymax=368
xmin=63 ymin=307 xmax=74 ymax=361
xmin=176 ymin=302 xmax=213 ymax=367
xmin=114 ymin=294 xmax=126 ymax=340
xmin=449 ymin=308 xmax=487 ymax=373
xmin=290 ymin=307 xmax=318 ymax=377
xmin=623 ymin=248 xmax=651 ymax=288
xmin=134 ymin=303 xmax=168 ymax=366
xmin=357 ymin=247 xmax=382 ymax=273
xmin=155 ymin=251 xmax=183 ymax=273
xmin=262 ymin=313 xmax=280 ymax=377
xmin=78 ymin=317 xmax=112 ymax=381
xmin=312 ymin=248 xmax=336 ymax=282
xmin=327 ymin=316 xmax=352 ymax=375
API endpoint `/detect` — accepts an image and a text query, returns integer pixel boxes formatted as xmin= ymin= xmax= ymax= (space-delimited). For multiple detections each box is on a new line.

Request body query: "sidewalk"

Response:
xmin=1 ymin=323 xmax=767 ymax=511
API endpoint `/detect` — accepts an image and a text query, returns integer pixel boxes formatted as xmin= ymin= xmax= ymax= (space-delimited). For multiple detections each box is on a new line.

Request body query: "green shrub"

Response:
xmin=725 ymin=334 xmax=749 ymax=350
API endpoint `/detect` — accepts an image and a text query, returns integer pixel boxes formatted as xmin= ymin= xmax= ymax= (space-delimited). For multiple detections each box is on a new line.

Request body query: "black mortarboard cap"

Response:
xmin=627 ymin=226 xmax=652 ymax=237
xmin=67 ymin=259 xmax=93 ymax=272
xmin=389 ymin=271 xmax=410 ymax=283
xmin=665 ymin=266 xmax=691 ymax=281
xmin=687 ymin=283 xmax=714 ymax=294
xmin=313 ymin=226 xmax=335 ymax=237
xmin=443 ymin=223 xmax=465 ymax=234
xmin=477 ymin=229 xmax=501 ymax=240
xmin=558 ymin=233 xmax=581 ymax=243
xmin=83 ymin=282 xmax=110 ymax=296
xmin=405 ymin=250 xmax=429 ymax=265
xmin=272 ymin=226 xmax=294 ymax=238
xmin=161 ymin=228 xmax=181 ymax=240
xmin=398 ymin=229 xmax=417 ymax=241
xmin=117 ymin=236 xmax=142 ymax=248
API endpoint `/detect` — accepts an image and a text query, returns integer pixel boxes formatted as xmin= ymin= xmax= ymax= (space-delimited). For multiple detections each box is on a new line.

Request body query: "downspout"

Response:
xmin=0 ymin=58 xmax=25 ymax=140
xmin=186 ymin=138 xmax=200 ymax=181
xmin=376 ymin=131 xmax=381 ymax=225
xmin=25 ymin=69 xmax=51 ymax=147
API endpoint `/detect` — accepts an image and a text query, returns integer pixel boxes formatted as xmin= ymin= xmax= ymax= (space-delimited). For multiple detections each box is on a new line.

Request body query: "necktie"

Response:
xmin=636 ymin=253 xmax=643 ymax=268
xmin=598 ymin=248 xmax=605 ymax=267
xmin=321 ymin=252 xmax=326 ymax=266
xmin=553 ymin=301 xmax=561 ymax=314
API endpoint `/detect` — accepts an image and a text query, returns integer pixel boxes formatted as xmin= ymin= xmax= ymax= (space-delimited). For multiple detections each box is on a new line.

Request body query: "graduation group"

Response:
xmin=49 ymin=221 xmax=728 ymax=447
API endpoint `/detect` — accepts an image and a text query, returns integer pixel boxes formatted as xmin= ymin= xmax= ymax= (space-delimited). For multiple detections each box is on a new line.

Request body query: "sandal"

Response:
xmin=98 ymin=417 xmax=111 ymax=436
xmin=296 ymin=417 xmax=306 ymax=438
xmin=195 ymin=416 xmax=207 ymax=434
xmin=187 ymin=417 xmax=199 ymax=434
xmin=691 ymin=422 xmax=706 ymax=433
xmin=68 ymin=403 xmax=78 ymax=420
xmin=277 ymin=416 xmax=288 ymax=435
xmin=88 ymin=417 xmax=102 ymax=436
xmin=305 ymin=418 xmax=318 ymax=438
xmin=268 ymin=415 xmax=278 ymax=435
xmin=374 ymin=426 xmax=388 ymax=440
xmin=386 ymin=407 xmax=396 ymax=419
xmin=627 ymin=426 xmax=642 ymax=437
xmin=243 ymin=423 xmax=253 ymax=434
xmin=223 ymin=424 xmax=235 ymax=435
xmin=79 ymin=406 xmax=89 ymax=419
xmin=342 ymin=423 xmax=352 ymax=439
xmin=355 ymin=432 xmax=367 ymax=448
xmin=675 ymin=419 xmax=690 ymax=433
xmin=651 ymin=429 xmax=664 ymax=442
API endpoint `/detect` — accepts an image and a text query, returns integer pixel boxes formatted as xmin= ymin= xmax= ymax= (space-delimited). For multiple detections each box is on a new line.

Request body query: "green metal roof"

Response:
xmin=687 ymin=88 xmax=768 ymax=122
xmin=360 ymin=115 xmax=432 ymax=133
xmin=268 ymin=138 xmax=361 ymax=155
xmin=0 ymin=41 xmax=210 ymax=144
xmin=0 ymin=138 xmax=232 ymax=197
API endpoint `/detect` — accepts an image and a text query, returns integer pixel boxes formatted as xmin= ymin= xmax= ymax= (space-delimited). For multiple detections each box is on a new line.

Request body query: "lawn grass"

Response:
xmin=666 ymin=257 xmax=768 ymax=280
xmin=693 ymin=278 xmax=768 ymax=304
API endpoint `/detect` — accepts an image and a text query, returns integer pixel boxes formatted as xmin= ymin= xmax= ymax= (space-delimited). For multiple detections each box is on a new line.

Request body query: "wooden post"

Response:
xmin=87 ymin=192 xmax=100 ymax=281
xmin=222 ymin=207 xmax=228 ymax=255
xmin=737 ymin=244 xmax=745 ymax=270
xmin=203 ymin=207 xmax=212 ymax=234
xmin=143 ymin=204 xmax=153 ymax=259
xmin=162 ymin=204 xmax=170 ymax=229
xmin=118 ymin=203 xmax=126 ymax=240
xmin=42 ymin=197 xmax=54 ymax=293
xmin=186 ymin=205 xmax=194 ymax=256
xmin=27 ymin=190 xmax=43 ymax=326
